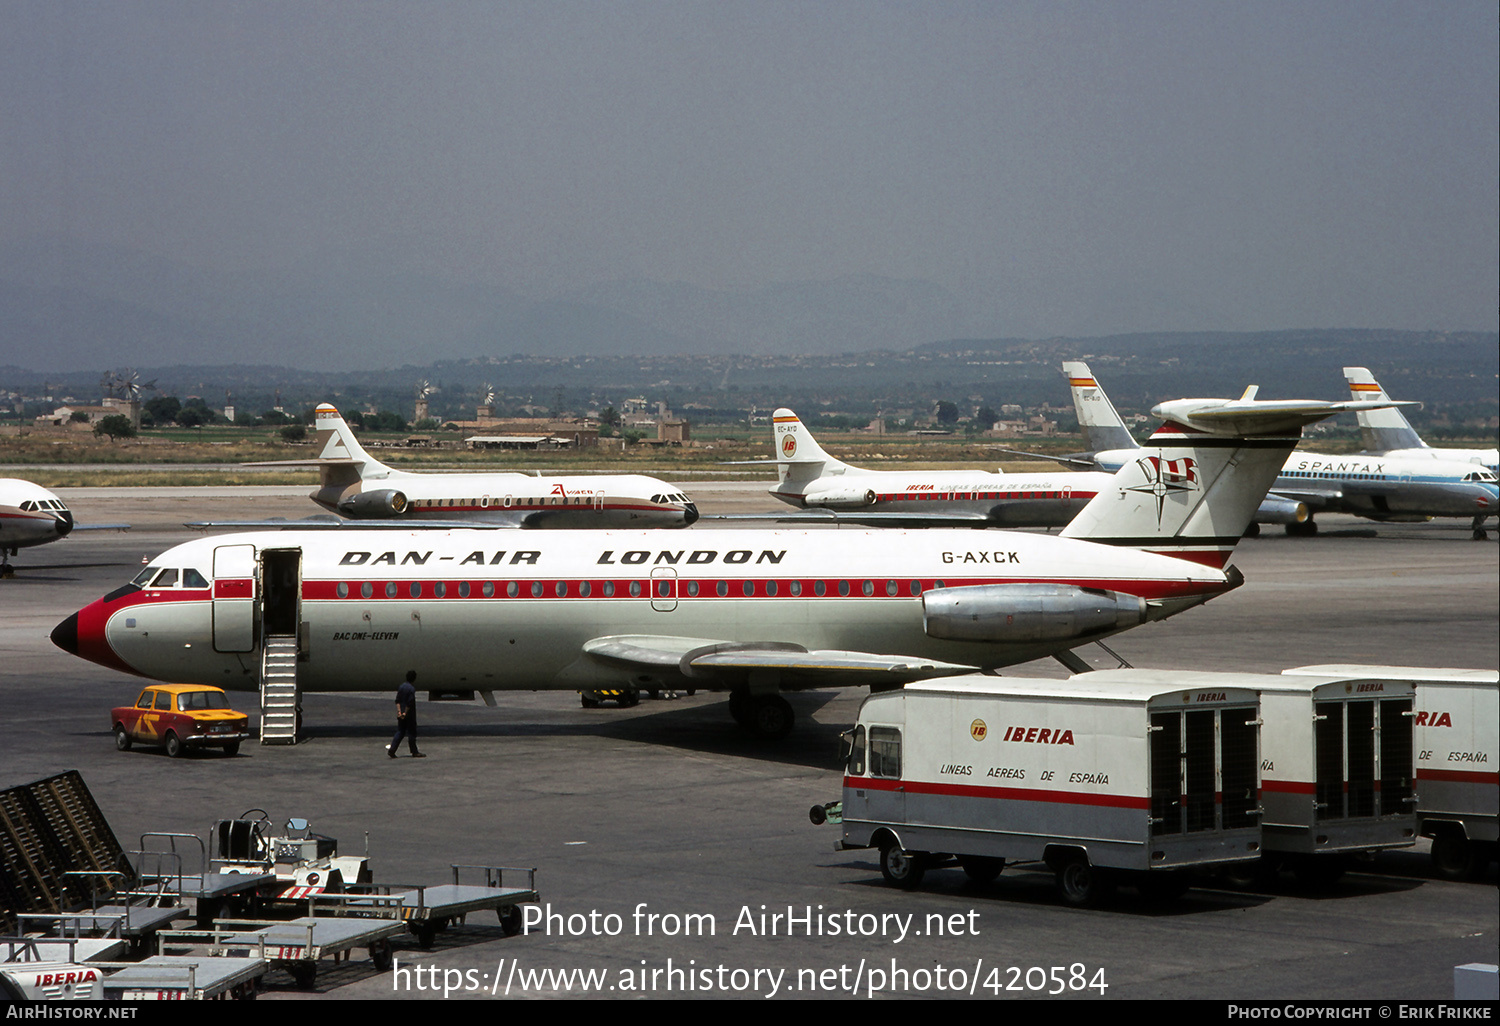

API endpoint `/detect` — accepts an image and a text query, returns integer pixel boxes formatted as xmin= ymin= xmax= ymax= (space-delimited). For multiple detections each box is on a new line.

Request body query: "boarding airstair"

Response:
xmin=259 ymin=635 xmax=300 ymax=745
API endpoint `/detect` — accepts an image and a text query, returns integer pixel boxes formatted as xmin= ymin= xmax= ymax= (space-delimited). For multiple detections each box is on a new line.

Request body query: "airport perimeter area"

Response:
xmin=4 ymin=485 xmax=1497 ymax=1001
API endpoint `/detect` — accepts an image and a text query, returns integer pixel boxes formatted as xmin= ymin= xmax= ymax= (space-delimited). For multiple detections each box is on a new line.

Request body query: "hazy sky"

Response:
xmin=4 ymin=1 xmax=1496 ymax=339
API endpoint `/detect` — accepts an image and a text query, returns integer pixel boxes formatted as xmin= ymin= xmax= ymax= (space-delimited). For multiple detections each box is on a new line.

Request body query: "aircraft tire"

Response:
xmin=745 ymin=695 xmax=794 ymax=739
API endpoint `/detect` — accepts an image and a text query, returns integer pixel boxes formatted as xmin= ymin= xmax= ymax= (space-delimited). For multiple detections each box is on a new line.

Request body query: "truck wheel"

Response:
xmin=500 ymin=905 xmax=523 ymax=936
xmin=1431 ymin=835 xmax=1485 ymax=881
xmin=114 ymin=725 xmax=132 ymax=751
xmin=879 ymin=843 xmax=926 ymax=890
xmin=1056 ymin=856 xmax=1110 ymax=907
xmin=960 ymin=857 xmax=1004 ymax=884
xmin=164 ymin=731 xmax=184 ymax=758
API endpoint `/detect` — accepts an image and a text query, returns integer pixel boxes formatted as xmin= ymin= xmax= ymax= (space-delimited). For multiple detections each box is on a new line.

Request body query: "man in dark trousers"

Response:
xmin=389 ymin=670 xmax=425 ymax=758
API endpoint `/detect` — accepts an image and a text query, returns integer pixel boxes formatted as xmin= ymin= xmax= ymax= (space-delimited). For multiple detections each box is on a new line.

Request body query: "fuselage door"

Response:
xmin=212 ymin=543 xmax=257 ymax=653
xmin=650 ymin=566 xmax=677 ymax=612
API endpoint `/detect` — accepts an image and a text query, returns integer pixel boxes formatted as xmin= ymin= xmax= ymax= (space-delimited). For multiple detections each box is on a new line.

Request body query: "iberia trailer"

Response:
xmin=821 ymin=675 xmax=1263 ymax=905
xmin=1284 ymin=664 xmax=1497 ymax=880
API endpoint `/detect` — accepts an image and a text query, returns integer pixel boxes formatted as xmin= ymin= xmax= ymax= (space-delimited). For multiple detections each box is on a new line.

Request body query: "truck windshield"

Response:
xmin=845 ymin=727 xmax=865 ymax=775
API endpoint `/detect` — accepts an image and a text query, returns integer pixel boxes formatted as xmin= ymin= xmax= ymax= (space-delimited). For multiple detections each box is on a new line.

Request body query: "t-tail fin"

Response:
xmin=1343 ymin=367 xmax=1427 ymax=453
xmin=1063 ymin=361 xmax=1141 ymax=453
xmin=1061 ymin=393 xmax=1409 ymax=567
xmin=771 ymin=409 xmax=851 ymax=484
xmin=307 ymin=404 xmax=388 ymax=488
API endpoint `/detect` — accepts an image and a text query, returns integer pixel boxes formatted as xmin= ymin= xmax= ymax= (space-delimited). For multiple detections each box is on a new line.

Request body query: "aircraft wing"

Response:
xmin=185 ymin=515 xmax=530 ymax=530
xmin=241 ymin=458 xmax=362 ymax=468
xmin=72 ymin=523 xmax=131 ymax=531
xmin=1266 ymin=487 xmax=1343 ymax=510
xmin=580 ymin=635 xmax=977 ymax=691
xmin=989 ymin=448 xmax=1101 ymax=470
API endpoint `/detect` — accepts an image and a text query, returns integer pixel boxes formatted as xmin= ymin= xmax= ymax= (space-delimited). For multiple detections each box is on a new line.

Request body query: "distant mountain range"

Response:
xmin=0 ymin=236 xmax=987 ymax=370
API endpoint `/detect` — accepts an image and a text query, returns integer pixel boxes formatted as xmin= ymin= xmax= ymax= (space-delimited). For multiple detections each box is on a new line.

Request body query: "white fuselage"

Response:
xmin=772 ymin=468 xmax=1117 ymax=527
xmin=312 ymin=468 xmax=697 ymax=528
xmin=58 ymin=527 xmax=1232 ymax=693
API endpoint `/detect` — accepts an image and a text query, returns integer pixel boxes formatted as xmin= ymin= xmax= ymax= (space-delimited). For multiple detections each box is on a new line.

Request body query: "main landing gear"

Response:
xmin=728 ymin=691 xmax=794 ymax=739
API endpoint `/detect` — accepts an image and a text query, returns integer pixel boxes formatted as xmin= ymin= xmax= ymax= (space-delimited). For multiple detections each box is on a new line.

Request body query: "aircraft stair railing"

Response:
xmin=260 ymin=634 xmax=300 ymax=745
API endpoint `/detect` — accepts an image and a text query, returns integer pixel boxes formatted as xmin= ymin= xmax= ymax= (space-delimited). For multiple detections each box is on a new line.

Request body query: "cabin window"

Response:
xmin=629 ymin=581 xmax=642 ymax=598
xmin=336 ymin=583 xmax=349 ymax=599
xmin=579 ymin=581 xmax=592 ymax=597
xmin=838 ymin=581 xmax=851 ymax=597
xmin=507 ymin=582 xmax=519 ymax=598
xmin=716 ymin=581 xmax=728 ymax=597
xmin=531 ymin=582 xmax=544 ymax=598
xmin=361 ymin=583 xmax=374 ymax=599
xmin=868 ymin=727 xmax=902 ymax=779
xmin=153 ymin=691 xmax=174 ymax=711
xmin=814 ymin=581 xmax=827 ymax=597
xmin=434 ymin=582 xmax=447 ymax=598
xmin=603 ymin=581 xmax=615 ymax=597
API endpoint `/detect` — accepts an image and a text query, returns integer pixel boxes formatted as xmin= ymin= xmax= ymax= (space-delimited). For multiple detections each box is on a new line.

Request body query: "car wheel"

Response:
xmin=114 ymin=725 xmax=132 ymax=751
xmin=222 ymin=741 xmax=240 ymax=757
xmin=164 ymin=731 xmax=184 ymax=758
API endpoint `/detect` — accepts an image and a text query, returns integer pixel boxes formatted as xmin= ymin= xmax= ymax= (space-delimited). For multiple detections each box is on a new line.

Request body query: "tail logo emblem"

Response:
xmin=1128 ymin=456 xmax=1199 ymax=524
xmin=782 ymin=435 xmax=797 ymax=458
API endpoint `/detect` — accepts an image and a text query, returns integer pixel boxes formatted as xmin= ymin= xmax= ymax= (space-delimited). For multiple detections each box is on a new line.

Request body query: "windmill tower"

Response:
xmin=477 ymin=383 xmax=495 ymax=421
xmin=119 ymin=369 xmax=145 ymax=431
xmin=414 ymin=380 xmax=432 ymax=424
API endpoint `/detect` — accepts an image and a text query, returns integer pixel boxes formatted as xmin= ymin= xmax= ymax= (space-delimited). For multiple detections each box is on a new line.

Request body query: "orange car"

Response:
xmin=111 ymin=685 xmax=251 ymax=757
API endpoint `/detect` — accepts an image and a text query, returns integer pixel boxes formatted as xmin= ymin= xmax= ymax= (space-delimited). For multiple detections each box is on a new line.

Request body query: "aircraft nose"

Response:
xmin=51 ymin=612 xmax=79 ymax=655
xmin=55 ymin=512 xmax=74 ymax=538
xmin=683 ymin=503 xmax=699 ymax=526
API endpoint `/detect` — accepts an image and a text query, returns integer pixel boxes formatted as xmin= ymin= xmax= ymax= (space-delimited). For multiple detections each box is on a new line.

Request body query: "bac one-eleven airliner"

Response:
xmin=53 ymin=393 xmax=1399 ymax=737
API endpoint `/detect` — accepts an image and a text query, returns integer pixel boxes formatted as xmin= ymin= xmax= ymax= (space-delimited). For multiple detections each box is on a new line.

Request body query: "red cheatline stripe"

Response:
xmin=845 ymin=774 xmax=1149 ymax=810
xmin=1262 ymin=781 xmax=1317 ymax=794
xmin=1417 ymin=768 xmax=1499 ymax=785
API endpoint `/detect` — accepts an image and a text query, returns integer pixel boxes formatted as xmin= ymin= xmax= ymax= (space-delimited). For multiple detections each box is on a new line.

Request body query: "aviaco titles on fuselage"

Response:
xmin=0 ymin=478 xmax=127 ymax=577
xmin=747 ymin=409 xmax=1116 ymax=528
xmin=1056 ymin=362 xmax=1498 ymax=539
xmin=55 ymin=392 xmax=1380 ymax=737
xmin=245 ymin=404 xmax=697 ymax=529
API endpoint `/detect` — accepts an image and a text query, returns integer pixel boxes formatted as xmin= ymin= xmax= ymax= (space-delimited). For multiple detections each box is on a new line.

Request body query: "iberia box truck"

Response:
xmin=1284 ymin=665 xmax=1497 ymax=879
xmin=818 ymin=675 xmax=1263 ymax=905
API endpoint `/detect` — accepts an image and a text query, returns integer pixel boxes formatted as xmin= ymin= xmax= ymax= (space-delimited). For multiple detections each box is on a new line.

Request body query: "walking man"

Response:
xmin=389 ymin=670 xmax=425 ymax=758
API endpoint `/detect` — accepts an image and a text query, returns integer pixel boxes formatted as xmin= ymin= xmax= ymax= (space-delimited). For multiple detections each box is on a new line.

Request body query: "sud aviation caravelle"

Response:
xmin=219 ymin=403 xmax=698 ymax=530
xmin=717 ymin=409 xmax=1116 ymax=528
xmin=1 ymin=478 xmax=128 ymax=577
xmin=53 ymin=394 xmax=1397 ymax=737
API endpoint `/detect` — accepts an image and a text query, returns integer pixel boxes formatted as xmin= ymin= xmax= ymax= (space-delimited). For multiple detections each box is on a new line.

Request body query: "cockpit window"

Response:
xmin=132 ymin=566 xmax=159 ymax=586
xmin=183 ymin=568 xmax=209 ymax=589
xmin=150 ymin=569 xmax=180 ymax=588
